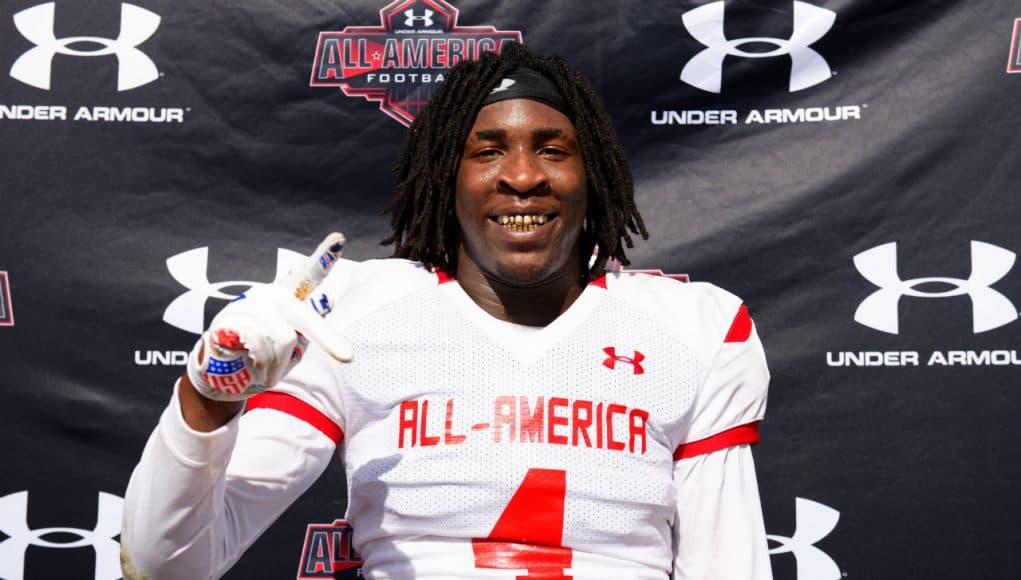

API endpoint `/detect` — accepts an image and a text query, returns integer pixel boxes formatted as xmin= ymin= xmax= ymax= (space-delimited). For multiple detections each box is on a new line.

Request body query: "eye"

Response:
xmin=469 ymin=147 xmax=502 ymax=159
xmin=539 ymin=146 xmax=568 ymax=158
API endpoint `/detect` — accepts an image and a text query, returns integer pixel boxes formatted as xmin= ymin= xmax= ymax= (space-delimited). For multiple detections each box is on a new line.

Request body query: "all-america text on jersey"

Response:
xmin=397 ymin=395 xmax=651 ymax=454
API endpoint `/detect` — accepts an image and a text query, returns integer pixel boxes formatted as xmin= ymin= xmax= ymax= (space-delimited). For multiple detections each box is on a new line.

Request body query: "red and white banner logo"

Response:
xmin=1008 ymin=18 xmax=1021 ymax=73
xmin=0 ymin=272 xmax=13 ymax=326
xmin=310 ymin=0 xmax=522 ymax=126
xmin=298 ymin=519 xmax=363 ymax=578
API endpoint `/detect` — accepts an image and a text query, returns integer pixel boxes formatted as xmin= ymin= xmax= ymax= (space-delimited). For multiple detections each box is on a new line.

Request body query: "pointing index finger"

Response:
xmin=278 ymin=232 xmax=352 ymax=362
xmin=291 ymin=232 xmax=346 ymax=300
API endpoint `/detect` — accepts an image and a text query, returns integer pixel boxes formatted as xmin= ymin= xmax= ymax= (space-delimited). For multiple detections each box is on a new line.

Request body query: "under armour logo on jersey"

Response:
xmin=163 ymin=246 xmax=305 ymax=335
xmin=602 ymin=347 xmax=645 ymax=374
xmin=767 ymin=497 xmax=841 ymax=580
xmin=680 ymin=0 xmax=836 ymax=93
xmin=0 ymin=490 xmax=123 ymax=580
xmin=854 ymin=241 xmax=1018 ymax=334
xmin=11 ymin=2 xmax=161 ymax=91
xmin=404 ymin=8 xmax=434 ymax=27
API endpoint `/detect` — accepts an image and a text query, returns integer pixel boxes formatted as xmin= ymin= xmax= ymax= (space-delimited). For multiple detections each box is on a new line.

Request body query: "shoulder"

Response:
xmin=602 ymin=272 xmax=748 ymax=345
xmin=318 ymin=258 xmax=441 ymax=325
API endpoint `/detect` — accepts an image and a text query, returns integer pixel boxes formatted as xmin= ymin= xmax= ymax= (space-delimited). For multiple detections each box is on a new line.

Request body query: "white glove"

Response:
xmin=186 ymin=233 xmax=353 ymax=401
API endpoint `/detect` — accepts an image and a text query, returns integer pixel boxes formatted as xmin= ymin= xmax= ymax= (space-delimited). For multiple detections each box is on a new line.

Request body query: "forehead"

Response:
xmin=468 ymin=98 xmax=576 ymax=135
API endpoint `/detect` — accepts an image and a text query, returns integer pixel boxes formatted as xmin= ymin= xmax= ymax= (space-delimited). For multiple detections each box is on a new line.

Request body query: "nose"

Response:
xmin=498 ymin=150 xmax=549 ymax=196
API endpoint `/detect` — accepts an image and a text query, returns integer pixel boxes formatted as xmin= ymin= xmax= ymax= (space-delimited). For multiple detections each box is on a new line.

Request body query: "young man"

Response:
xmin=122 ymin=43 xmax=772 ymax=579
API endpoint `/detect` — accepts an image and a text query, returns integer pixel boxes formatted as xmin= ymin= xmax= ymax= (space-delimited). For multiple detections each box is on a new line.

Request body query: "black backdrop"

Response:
xmin=1 ymin=1 xmax=1019 ymax=579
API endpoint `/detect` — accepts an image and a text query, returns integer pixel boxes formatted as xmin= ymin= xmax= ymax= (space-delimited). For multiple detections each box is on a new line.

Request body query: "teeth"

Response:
xmin=496 ymin=214 xmax=547 ymax=229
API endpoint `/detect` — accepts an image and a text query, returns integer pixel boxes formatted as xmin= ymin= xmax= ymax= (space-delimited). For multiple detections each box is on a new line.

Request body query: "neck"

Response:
xmin=454 ymin=257 xmax=586 ymax=327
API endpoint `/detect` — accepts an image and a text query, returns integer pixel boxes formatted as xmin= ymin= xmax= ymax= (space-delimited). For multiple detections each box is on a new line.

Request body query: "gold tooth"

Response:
xmin=499 ymin=214 xmax=548 ymax=228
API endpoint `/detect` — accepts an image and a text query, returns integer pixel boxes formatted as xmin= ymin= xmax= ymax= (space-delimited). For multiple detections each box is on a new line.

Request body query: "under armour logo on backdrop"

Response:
xmin=854 ymin=241 xmax=1018 ymax=334
xmin=404 ymin=9 xmax=434 ymax=27
xmin=0 ymin=490 xmax=123 ymax=580
xmin=603 ymin=347 xmax=645 ymax=374
xmin=11 ymin=2 xmax=161 ymax=91
xmin=163 ymin=247 xmax=305 ymax=335
xmin=767 ymin=497 xmax=841 ymax=580
xmin=680 ymin=0 xmax=836 ymax=93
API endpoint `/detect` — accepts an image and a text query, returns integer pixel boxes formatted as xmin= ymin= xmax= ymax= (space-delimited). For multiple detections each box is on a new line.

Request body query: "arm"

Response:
xmin=121 ymin=234 xmax=350 ymax=579
xmin=671 ymin=298 xmax=772 ymax=579
xmin=178 ymin=372 xmax=244 ymax=432
xmin=121 ymin=379 xmax=337 ymax=579
xmin=671 ymin=444 xmax=771 ymax=580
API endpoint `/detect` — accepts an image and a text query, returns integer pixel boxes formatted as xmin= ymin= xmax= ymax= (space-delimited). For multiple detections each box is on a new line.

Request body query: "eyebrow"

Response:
xmin=472 ymin=127 xmax=566 ymax=141
xmin=534 ymin=127 xmax=564 ymax=140
xmin=473 ymin=128 xmax=505 ymax=141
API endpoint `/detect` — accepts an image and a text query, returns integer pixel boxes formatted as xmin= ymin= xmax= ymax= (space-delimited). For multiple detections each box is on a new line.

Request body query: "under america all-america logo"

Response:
xmin=310 ymin=0 xmax=521 ymax=126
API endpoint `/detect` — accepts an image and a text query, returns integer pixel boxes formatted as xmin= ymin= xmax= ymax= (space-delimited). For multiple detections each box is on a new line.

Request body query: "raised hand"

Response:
xmin=186 ymin=233 xmax=352 ymax=402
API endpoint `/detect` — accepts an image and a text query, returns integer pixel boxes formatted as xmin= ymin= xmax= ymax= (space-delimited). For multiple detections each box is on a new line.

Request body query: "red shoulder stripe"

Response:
xmin=434 ymin=267 xmax=455 ymax=285
xmin=724 ymin=304 xmax=753 ymax=343
xmin=246 ymin=391 xmax=344 ymax=444
xmin=673 ymin=421 xmax=760 ymax=460
xmin=588 ymin=274 xmax=608 ymax=289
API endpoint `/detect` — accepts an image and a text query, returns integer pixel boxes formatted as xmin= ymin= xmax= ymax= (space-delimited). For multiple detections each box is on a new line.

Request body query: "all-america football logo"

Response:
xmin=0 ymin=271 xmax=13 ymax=326
xmin=298 ymin=519 xmax=363 ymax=579
xmin=1008 ymin=18 xmax=1021 ymax=73
xmin=310 ymin=0 xmax=522 ymax=126
xmin=607 ymin=258 xmax=690 ymax=282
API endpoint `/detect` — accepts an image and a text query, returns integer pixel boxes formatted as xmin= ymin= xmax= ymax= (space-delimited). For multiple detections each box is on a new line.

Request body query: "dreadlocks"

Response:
xmin=381 ymin=42 xmax=648 ymax=280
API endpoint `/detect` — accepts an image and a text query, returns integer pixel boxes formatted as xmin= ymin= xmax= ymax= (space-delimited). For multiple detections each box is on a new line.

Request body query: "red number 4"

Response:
xmin=472 ymin=468 xmax=573 ymax=579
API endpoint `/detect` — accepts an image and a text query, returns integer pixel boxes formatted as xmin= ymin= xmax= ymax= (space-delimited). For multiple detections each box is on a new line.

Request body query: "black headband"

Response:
xmin=479 ymin=67 xmax=571 ymax=119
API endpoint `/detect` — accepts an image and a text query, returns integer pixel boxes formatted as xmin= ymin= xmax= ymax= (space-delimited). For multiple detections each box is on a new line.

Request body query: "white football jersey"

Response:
xmin=253 ymin=259 xmax=769 ymax=579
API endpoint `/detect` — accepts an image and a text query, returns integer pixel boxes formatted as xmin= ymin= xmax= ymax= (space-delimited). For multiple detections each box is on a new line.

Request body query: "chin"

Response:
xmin=491 ymin=257 xmax=565 ymax=288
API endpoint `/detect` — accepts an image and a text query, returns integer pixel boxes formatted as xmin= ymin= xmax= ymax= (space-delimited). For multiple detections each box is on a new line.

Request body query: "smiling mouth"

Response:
xmin=494 ymin=213 xmax=553 ymax=232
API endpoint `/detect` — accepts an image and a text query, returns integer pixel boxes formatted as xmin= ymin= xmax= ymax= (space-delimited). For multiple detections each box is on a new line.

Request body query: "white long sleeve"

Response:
xmin=672 ymin=443 xmax=772 ymax=580
xmin=121 ymin=380 xmax=336 ymax=579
